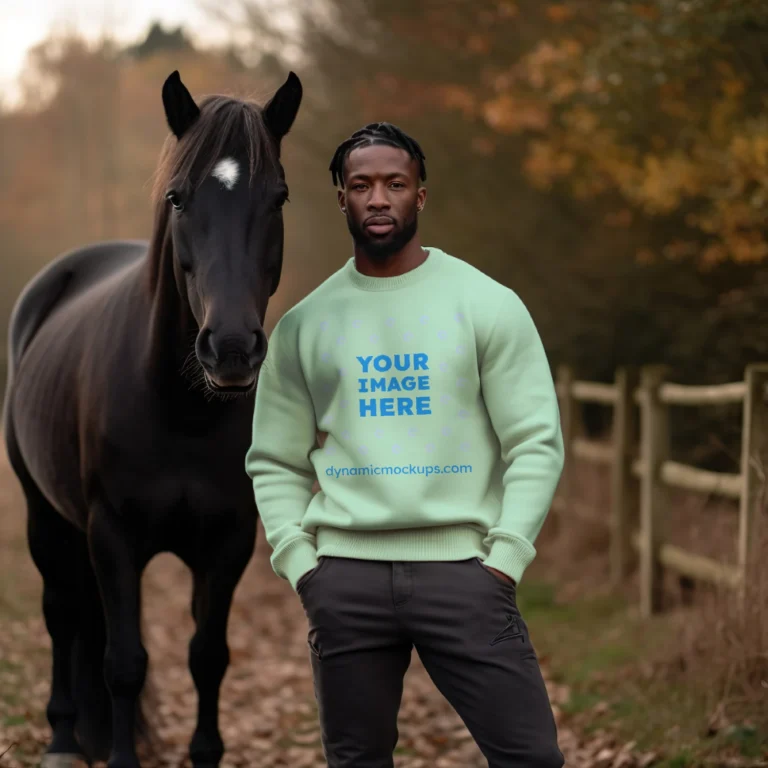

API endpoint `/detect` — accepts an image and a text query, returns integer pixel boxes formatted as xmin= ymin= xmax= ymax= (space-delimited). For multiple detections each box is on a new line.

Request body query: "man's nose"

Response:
xmin=368 ymin=184 xmax=391 ymax=210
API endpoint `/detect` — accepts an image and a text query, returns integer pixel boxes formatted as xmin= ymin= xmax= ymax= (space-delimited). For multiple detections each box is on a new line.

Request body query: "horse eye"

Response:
xmin=166 ymin=191 xmax=184 ymax=211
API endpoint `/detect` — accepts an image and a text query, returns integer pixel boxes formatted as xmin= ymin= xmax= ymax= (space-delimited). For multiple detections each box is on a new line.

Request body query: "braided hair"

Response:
xmin=329 ymin=122 xmax=427 ymax=187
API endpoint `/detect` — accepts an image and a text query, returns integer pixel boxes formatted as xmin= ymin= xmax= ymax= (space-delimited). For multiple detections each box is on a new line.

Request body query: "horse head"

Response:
xmin=158 ymin=69 xmax=302 ymax=394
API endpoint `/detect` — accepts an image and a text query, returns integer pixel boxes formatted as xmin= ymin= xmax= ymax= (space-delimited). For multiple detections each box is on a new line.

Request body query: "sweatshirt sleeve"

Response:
xmin=479 ymin=291 xmax=564 ymax=585
xmin=244 ymin=316 xmax=320 ymax=590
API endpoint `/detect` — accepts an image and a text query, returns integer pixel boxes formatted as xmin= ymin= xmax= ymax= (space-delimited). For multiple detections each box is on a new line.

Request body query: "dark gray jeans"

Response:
xmin=296 ymin=556 xmax=564 ymax=768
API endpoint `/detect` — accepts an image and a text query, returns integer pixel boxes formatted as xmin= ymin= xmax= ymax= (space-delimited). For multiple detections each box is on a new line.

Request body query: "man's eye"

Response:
xmin=391 ymin=182 xmax=405 ymax=189
xmin=352 ymin=184 xmax=367 ymax=191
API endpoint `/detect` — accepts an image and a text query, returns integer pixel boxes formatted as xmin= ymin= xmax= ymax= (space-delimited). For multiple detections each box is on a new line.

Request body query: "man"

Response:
xmin=245 ymin=122 xmax=565 ymax=768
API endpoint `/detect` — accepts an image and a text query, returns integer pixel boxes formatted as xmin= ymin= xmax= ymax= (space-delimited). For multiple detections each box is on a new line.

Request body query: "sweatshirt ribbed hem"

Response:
xmin=483 ymin=535 xmax=537 ymax=585
xmin=316 ymin=524 xmax=487 ymax=561
xmin=272 ymin=536 xmax=319 ymax=591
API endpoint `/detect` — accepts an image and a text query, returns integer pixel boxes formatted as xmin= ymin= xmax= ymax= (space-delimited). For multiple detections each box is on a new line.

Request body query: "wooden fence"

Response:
xmin=554 ymin=364 xmax=768 ymax=616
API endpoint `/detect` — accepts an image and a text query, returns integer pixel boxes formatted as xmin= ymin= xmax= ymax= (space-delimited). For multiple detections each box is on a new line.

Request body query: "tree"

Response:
xmin=124 ymin=22 xmax=195 ymax=60
xmin=338 ymin=1 xmax=768 ymax=268
xmin=502 ymin=1 xmax=768 ymax=267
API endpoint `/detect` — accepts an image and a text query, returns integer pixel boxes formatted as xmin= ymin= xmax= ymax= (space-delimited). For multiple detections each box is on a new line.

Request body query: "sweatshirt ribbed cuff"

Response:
xmin=482 ymin=535 xmax=537 ymax=585
xmin=272 ymin=536 xmax=319 ymax=591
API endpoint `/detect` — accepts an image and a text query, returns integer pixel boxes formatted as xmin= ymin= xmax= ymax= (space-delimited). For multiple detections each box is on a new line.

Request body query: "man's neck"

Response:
xmin=354 ymin=237 xmax=428 ymax=278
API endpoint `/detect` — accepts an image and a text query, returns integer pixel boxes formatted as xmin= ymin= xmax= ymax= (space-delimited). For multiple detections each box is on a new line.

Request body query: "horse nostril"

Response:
xmin=250 ymin=330 xmax=268 ymax=365
xmin=196 ymin=327 xmax=216 ymax=368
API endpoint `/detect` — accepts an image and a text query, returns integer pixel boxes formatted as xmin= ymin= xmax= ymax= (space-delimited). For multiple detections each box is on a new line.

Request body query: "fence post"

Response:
xmin=639 ymin=365 xmax=669 ymax=617
xmin=556 ymin=365 xmax=578 ymax=520
xmin=610 ymin=366 xmax=639 ymax=587
xmin=738 ymin=364 xmax=768 ymax=600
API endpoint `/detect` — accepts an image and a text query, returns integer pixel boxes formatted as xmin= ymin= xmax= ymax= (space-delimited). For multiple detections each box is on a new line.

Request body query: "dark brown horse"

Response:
xmin=2 ymin=69 xmax=302 ymax=768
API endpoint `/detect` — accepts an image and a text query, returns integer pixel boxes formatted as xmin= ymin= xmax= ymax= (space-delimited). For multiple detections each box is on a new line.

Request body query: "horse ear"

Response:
xmin=162 ymin=70 xmax=200 ymax=139
xmin=263 ymin=71 xmax=303 ymax=144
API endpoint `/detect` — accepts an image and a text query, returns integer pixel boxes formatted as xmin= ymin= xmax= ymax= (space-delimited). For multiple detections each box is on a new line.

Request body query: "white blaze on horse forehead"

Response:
xmin=211 ymin=157 xmax=240 ymax=190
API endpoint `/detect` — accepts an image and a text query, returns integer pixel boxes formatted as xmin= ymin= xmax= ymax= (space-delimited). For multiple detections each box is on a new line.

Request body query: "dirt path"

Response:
xmin=0 ymin=450 xmax=652 ymax=768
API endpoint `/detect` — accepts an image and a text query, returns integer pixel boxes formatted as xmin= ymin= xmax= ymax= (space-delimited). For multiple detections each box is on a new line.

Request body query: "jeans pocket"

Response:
xmin=308 ymin=636 xmax=322 ymax=659
xmin=474 ymin=557 xmax=517 ymax=593
xmin=296 ymin=557 xmax=327 ymax=595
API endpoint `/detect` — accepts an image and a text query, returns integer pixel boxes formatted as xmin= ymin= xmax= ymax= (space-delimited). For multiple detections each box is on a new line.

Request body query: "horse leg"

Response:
xmin=188 ymin=525 xmax=256 ymax=768
xmin=88 ymin=507 xmax=147 ymax=768
xmin=24 ymin=483 xmax=89 ymax=766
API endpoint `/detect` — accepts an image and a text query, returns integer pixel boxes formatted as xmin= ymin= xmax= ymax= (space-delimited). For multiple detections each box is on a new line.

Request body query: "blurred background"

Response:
xmin=3 ymin=0 xmax=768 ymax=461
xmin=1 ymin=2 xmax=768 ymax=766
xmin=2 ymin=0 xmax=767 ymax=383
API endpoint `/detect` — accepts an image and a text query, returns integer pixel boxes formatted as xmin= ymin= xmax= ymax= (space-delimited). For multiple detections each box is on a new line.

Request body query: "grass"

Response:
xmin=660 ymin=751 xmax=695 ymax=768
xmin=0 ymin=569 xmax=40 ymax=620
xmin=0 ymin=659 xmax=23 ymax=712
xmin=517 ymin=577 xmax=768 ymax=765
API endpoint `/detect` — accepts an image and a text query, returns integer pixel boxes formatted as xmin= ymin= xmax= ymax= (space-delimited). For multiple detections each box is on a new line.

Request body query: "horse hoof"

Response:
xmin=40 ymin=754 xmax=90 ymax=768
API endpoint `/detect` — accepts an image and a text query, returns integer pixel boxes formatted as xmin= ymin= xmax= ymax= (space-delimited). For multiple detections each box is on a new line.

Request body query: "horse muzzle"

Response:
xmin=202 ymin=352 xmax=258 ymax=392
xmin=196 ymin=327 xmax=267 ymax=393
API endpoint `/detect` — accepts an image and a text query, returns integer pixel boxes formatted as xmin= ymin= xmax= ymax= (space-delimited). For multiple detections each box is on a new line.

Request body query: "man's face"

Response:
xmin=338 ymin=143 xmax=427 ymax=262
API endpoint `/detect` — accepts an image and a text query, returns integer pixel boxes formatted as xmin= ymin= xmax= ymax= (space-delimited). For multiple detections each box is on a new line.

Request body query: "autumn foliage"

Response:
xmin=346 ymin=1 xmax=768 ymax=268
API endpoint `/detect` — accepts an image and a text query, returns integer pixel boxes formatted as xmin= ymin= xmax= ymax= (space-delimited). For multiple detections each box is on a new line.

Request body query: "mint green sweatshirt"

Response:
xmin=245 ymin=247 xmax=564 ymax=590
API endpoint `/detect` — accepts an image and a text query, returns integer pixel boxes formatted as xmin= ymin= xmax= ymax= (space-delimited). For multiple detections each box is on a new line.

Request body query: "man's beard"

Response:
xmin=347 ymin=210 xmax=418 ymax=263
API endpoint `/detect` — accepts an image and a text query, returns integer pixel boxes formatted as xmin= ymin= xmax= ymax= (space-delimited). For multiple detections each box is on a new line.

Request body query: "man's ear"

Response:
xmin=338 ymin=188 xmax=347 ymax=214
xmin=417 ymin=186 xmax=427 ymax=212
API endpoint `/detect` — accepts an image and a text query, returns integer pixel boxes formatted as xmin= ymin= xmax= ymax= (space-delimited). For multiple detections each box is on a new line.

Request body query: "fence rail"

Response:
xmin=657 ymin=381 xmax=748 ymax=405
xmin=555 ymin=363 xmax=768 ymax=616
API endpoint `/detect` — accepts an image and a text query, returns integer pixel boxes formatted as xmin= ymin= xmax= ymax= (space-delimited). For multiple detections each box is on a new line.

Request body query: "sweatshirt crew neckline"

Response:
xmin=343 ymin=247 xmax=443 ymax=291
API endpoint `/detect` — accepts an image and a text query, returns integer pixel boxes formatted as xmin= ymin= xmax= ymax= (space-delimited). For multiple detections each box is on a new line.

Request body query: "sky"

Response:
xmin=0 ymin=0 xmax=242 ymax=106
